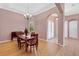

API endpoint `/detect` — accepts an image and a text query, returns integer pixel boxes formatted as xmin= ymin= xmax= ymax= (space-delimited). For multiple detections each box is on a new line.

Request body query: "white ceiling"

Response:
xmin=65 ymin=3 xmax=79 ymax=16
xmin=0 ymin=3 xmax=55 ymax=15
xmin=1 ymin=3 xmax=79 ymax=16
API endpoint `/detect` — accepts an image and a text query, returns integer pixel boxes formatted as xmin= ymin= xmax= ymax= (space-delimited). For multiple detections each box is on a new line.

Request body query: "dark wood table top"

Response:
xmin=18 ymin=34 xmax=34 ymax=41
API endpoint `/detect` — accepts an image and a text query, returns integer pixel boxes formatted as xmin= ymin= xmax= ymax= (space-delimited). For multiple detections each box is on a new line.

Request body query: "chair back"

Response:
xmin=31 ymin=34 xmax=38 ymax=44
xmin=16 ymin=31 xmax=24 ymax=37
xmin=26 ymin=33 xmax=38 ymax=45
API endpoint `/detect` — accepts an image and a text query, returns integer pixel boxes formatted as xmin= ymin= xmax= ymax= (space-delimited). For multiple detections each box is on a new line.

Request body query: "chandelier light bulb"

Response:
xmin=26 ymin=13 xmax=29 ymax=16
xmin=24 ymin=14 xmax=26 ymax=17
xmin=29 ymin=14 xmax=32 ymax=17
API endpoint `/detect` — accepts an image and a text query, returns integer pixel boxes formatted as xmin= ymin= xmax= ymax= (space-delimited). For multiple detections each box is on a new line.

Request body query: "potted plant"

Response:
xmin=28 ymin=22 xmax=34 ymax=33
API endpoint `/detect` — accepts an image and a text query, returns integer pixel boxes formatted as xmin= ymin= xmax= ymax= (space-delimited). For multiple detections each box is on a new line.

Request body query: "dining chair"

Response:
xmin=11 ymin=31 xmax=24 ymax=41
xmin=26 ymin=33 xmax=38 ymax=52
xmin=16 ymin=33 xmax=25 ymax=49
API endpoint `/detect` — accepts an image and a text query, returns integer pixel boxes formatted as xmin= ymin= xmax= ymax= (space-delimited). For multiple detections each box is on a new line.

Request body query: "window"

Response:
xmin=69 ymin=20 xmax=78 ymax=38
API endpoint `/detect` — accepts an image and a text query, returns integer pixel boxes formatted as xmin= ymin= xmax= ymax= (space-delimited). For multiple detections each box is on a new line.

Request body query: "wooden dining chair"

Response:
xmin=31 ymin=33 xmax=38 ymax=49
xmin=16 ymin=33 xmax=25 ymax=49
xmin=17 ymin=37 xmax=25 ymax=49
xmin=26 ymin=34 xmax=38 ymax=52
xmin=11 ymin=31 xmax=24 ymax=41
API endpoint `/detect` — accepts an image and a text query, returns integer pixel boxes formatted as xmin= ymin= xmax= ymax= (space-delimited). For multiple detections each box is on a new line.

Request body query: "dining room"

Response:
xmin=1 ymin=3 xmax=79 ymax=56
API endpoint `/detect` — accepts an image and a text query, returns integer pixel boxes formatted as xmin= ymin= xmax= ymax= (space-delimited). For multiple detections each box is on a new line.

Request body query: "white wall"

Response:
xmin=64 ymin=21 xmax=68 ymax=38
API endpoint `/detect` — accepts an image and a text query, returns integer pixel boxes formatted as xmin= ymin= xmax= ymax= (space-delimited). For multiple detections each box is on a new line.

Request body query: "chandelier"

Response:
xmin=24 ymin=4 xmax=32 ymax=20
xmin=24 ymin=12 xmax=32 ymax=20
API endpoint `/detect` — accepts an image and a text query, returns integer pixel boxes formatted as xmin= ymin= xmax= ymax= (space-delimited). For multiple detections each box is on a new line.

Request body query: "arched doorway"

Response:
xmin=47 ymin=13 xmax=58 ymax=42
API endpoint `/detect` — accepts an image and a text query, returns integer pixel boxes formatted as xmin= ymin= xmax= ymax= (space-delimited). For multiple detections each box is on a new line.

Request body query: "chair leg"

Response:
xmin=30 ymin=46 xmax=32 ymax=52
xmin=25 ymin=44 xmax=28 ymax=52
xmin=36 ymin=44 xmax=38 ymax=50
xmin=19 ymin=42 xmax=21 ymax=49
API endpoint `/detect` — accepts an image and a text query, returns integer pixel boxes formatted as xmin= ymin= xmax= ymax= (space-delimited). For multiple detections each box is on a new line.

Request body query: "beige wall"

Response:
xmin=0 ymin=9 xmax=26 ymax=41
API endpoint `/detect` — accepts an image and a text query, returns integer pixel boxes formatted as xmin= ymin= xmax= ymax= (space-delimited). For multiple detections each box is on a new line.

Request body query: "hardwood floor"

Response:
xmin=0 ymin=39 xmax=79 ymax=56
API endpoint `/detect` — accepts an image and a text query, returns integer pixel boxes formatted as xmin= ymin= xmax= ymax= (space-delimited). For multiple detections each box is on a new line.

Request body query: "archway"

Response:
xmin=47 ymin=13 xmax=58 ymax=42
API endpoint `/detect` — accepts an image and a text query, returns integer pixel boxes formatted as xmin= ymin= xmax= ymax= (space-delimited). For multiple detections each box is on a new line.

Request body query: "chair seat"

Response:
xmin=20 ymin=40 xmax=25 ymax=43
xmin=26 ymin=40 xmax=36 ymax=45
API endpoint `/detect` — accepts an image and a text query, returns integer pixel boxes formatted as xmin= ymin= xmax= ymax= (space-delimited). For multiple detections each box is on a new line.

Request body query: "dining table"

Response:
xmin=17 ymin=34 xmax=35 ymax=51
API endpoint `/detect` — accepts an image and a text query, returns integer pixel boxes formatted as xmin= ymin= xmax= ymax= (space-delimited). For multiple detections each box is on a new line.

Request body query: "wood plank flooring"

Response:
xmin=0 ymin=39 xmax=79 ymax=56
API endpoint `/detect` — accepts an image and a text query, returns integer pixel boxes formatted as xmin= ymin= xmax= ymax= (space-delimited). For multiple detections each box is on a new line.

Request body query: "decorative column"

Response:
xmin=55 ymin=3 xmax=64 ymax=45
xmin=78 ymin=20 xmax=79 ymax=40
xmin=58 ymin=14 xmax=64 ymax=45
xmin=67 ymin=21 xmax=69 ymax=38
xmin=54 ymin=20 xmax=56 ymax=38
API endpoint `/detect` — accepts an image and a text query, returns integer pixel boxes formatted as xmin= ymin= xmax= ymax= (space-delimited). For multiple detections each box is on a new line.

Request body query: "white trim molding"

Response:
xmin=0 ymin=40 xmax=11 ymax=44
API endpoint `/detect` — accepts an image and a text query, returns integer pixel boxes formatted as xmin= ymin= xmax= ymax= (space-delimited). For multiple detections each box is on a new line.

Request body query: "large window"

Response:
xmin=69 ymin=20 xmax=78 ymax=38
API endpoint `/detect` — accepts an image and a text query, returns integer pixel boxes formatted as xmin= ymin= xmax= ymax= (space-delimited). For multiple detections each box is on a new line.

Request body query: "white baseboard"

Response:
xmin=0 ymin=40 xmax=10 ymax=44
xmin=56 ymin=42 xmax=66 ymax=47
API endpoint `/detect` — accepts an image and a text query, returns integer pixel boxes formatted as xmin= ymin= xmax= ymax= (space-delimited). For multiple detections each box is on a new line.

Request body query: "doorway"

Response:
xmin=47 ymin=20 xmax=54 ymax=40
xmin=47 ymin=13 xmax=58 ymax=41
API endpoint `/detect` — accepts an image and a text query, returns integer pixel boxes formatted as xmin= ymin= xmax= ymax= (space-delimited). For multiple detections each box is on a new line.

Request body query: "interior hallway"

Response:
xmin=0 ymin=38 xmax=79 ymax=56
